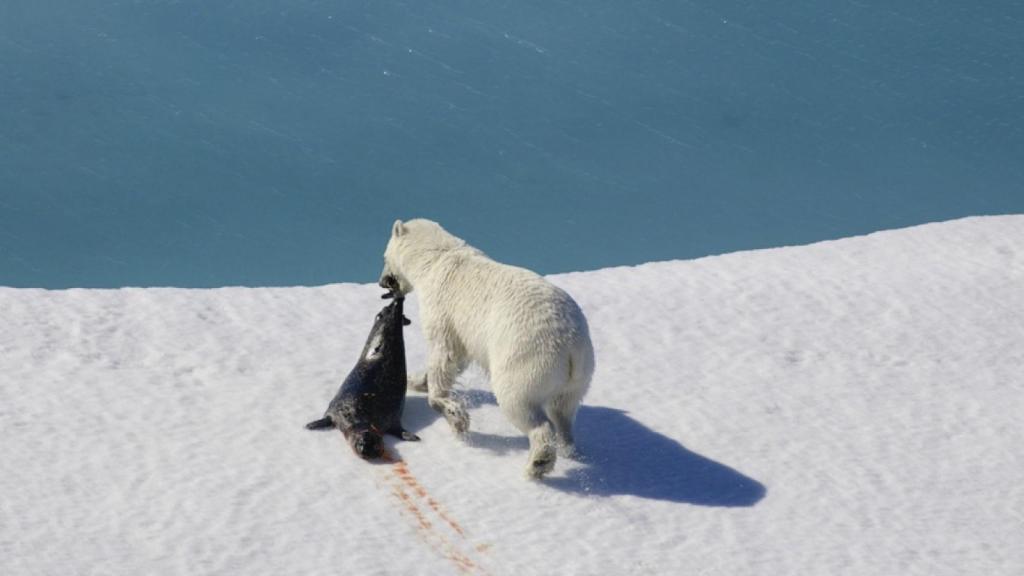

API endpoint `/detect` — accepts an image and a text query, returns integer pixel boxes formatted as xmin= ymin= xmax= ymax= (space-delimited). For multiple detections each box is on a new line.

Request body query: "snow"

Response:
xmin=2 ymin=215 xmax=1022 ymax=575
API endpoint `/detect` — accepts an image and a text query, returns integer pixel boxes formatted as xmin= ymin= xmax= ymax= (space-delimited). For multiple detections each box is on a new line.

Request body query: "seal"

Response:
xmin=305 ymin=275 xmax=419 ymax=459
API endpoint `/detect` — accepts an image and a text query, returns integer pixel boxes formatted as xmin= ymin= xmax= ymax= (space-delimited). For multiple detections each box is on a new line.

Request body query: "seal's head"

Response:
xmin=349 ymin=428 xmax=385 ymax=459
xmin=358 ymin=277 xmax=411 ymax=366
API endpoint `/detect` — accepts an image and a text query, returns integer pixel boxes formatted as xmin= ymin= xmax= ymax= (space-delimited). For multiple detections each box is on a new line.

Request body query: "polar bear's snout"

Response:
xmin=378 ymin=270 xmax=404 ymax=294
xmin=379 ymin=273 xmax=401 ymax=298
xmin=378 ymin=262 xmax=412 ymax=297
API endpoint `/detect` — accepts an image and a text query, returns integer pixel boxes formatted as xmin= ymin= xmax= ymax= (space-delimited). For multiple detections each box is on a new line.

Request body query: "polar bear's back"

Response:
xmin=397 ymin=219 xmax=591 ymax=375
xmin=431 ymin=251 xmax=590 ymax=375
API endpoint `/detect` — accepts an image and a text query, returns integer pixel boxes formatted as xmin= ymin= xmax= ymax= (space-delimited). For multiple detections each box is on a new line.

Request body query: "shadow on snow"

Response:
xmin=409 ymin=389 xmax=766 ymax=507
xmin=547 ymin=405 xmax=766 ymax=507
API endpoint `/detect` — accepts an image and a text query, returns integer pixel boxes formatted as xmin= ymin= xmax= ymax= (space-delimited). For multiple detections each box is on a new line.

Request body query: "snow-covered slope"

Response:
xmin=2 ymin=216 xmax=1022 ymax=575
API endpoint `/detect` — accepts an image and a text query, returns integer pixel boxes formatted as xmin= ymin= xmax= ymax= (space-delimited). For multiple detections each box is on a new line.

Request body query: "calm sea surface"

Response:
xmin=2 ymin=1 xmax=1022 ymax=288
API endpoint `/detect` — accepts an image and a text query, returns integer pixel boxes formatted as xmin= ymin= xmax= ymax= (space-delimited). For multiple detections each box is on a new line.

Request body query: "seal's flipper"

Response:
xmin=305 ymin=416 xmax=334 ymax=430
xmin=388 ymin=426 xmax=420 ymax=441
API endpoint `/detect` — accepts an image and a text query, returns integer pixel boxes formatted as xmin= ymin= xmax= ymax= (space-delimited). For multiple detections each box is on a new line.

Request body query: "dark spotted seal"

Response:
xmin=305 ymin=276 xmax=419 ymax=459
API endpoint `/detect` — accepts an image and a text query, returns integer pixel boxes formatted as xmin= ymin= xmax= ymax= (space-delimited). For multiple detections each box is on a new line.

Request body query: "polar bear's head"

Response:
xmin=379 ymin=219 xmax=413 ymax=295
xmin=379 ymin=219 xmax=469 ymax=296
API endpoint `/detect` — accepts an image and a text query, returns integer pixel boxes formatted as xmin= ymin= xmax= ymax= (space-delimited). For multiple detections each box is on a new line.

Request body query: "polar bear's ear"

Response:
xmin=392 ymin=219 xmax=405 ymax=238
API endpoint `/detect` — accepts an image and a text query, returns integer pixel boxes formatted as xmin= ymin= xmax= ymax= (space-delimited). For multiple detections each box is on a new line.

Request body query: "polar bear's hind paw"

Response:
xmin=526 ymin=449 xmax=556 ymax=479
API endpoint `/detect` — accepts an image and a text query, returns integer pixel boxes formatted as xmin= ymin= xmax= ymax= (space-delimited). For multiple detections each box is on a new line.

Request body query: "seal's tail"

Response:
xmin=305 ymin=416 xmax=334 ymax=430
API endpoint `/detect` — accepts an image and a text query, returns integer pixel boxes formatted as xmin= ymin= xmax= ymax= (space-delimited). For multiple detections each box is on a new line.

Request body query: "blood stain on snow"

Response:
xmin=380 ymin=452 xmax=493 ymax=575
xmin=393 ymin=460 xmax=467 ymax=538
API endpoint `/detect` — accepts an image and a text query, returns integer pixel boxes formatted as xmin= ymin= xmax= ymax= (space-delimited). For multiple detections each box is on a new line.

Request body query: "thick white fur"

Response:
xmin=379 ymin=219 xmax=595 ymax=478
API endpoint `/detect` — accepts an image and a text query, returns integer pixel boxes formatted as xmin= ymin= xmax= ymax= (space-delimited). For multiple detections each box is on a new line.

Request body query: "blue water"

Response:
xmin=2 ymin=1 xmax=1022 ymax=288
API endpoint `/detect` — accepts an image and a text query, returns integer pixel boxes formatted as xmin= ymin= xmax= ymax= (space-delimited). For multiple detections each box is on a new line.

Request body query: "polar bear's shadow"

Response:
xmin=400 ymin=394 xmax=444 ymax=433
xmin=549 ymin=405 xmax=766 ymax=506
xmin=402 ymin=389 xmax=530 ymax=455
xmin=403 ymin=390 xmax=765 ymax=506
xmin=436 ymin=390 xmax=764 ymax=506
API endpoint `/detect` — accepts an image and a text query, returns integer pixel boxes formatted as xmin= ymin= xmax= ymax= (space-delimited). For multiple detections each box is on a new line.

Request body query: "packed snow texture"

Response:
xmin=2 ymin=216 xmax=1022 ymax=575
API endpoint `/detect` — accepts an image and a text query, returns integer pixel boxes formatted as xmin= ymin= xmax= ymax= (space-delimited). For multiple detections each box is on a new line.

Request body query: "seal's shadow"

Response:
xmin=398 ymin=387 xmax=505 ymax=436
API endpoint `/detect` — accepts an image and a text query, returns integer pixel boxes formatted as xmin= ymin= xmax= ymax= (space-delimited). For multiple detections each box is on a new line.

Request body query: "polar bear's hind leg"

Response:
xmin=545 ymin=395 xmax=579 ymax=458
xmin=496 ymin=389 xmax=558 ymax=478
xmin=527 ymin=420 xmax=557 ymax=479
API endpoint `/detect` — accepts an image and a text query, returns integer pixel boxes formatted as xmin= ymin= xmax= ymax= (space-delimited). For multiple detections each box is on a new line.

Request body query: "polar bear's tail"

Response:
xmin=543 ymin=331 xmax=594 ymax=459
xmin=567 ymin=321 xmax=596 ymax=401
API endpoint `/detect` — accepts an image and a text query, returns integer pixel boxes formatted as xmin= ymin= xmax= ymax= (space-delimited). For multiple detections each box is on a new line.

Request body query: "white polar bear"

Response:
xmin=379 ymin=219 xmax=595 ymax=478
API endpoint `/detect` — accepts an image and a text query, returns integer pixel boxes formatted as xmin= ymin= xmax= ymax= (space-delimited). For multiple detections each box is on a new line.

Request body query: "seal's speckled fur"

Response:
xmin=305 ymin=276 xmax=418 ymax=459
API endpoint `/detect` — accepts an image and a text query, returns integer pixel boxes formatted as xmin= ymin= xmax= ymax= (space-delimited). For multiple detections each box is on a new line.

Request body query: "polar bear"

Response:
xmin=379 ymin=219 xmax=595 ymax=478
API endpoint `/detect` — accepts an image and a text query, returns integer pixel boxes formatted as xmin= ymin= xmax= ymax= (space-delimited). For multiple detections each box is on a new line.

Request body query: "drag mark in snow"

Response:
xmin=392 ymin=461 xmax=467 ymax=538
xmin=381 ymin=451 xmax=493 ymax=575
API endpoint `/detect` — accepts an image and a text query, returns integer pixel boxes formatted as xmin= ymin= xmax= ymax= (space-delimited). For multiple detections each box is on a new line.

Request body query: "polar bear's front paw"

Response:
xmin=429 ymin=396 xmax=470 ymax=437
xmin=444 ymin=402 xmax=470 ymax=437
